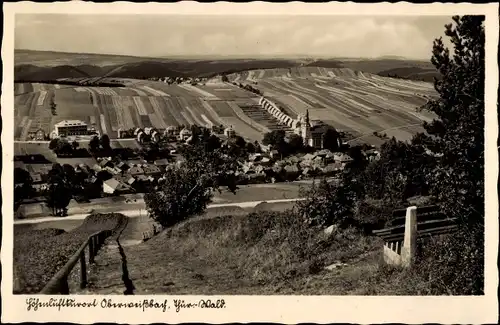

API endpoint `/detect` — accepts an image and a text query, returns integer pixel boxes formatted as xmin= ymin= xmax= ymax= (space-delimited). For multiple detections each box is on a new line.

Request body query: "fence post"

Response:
xmin=401 ymin=206 xmax=418 ymax=267
xmin=80 ymin=251 xmax=87 ymax=289
xmin=89 ymin=238 xmax=95 ymax=263
xmin=60 ymin=276 xmax=69 ymax=294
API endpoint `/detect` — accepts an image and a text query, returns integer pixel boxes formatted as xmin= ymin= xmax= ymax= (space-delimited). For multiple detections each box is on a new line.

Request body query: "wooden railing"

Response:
xmin=372 ymin=205 xmax=458 ymax=267
xmin=40 ymin=229 xmax=113 ymax=294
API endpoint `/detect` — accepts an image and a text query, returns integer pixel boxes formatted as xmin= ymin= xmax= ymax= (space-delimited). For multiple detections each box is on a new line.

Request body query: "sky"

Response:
xmin=15 ymin=14 xmax=452 ymax=60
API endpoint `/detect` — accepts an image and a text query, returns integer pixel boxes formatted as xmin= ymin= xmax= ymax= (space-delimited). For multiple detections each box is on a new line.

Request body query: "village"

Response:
xmin=14 ymin=112 xmax=381 ymax=215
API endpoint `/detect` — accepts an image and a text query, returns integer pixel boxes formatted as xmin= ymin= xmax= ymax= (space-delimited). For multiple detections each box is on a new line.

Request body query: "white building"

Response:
xmin=224 ymin=126 xmax=236 ymax=138
xmin=54 ymin=120 xmax=88 ymax=137
xmin=179 ymin=128 xmax=192 ymax=141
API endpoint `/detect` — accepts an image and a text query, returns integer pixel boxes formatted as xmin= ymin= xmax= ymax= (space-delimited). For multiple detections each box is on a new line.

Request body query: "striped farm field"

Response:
xmin=14 ymin=68 xmax=437 ymax=145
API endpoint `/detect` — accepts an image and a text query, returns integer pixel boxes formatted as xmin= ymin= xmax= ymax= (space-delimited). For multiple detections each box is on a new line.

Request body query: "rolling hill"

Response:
xmin=14 ymin=63 xmax=438 ymax=147
xmin=14 ymin=50 xmax=439 ymax=82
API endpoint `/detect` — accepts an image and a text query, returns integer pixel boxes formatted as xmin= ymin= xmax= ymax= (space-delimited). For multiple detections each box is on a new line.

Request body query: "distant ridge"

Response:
xmin=14 ymin=49 xmax=438 ymax=83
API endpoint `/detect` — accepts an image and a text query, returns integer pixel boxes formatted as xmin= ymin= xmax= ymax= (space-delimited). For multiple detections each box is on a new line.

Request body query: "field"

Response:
xmin=15 ymin=66 xmax=437 ymax=145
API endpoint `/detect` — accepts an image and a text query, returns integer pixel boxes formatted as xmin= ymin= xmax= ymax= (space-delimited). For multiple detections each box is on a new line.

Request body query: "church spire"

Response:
xmin=305 ymin=109 xmax=310 ymax=125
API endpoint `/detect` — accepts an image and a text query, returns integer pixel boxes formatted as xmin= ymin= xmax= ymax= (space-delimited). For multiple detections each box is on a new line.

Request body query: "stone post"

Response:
xmin=401 ymin=206 xmax=418 ymax=267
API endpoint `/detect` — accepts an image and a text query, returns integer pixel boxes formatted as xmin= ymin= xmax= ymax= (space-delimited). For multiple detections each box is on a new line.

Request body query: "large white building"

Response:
xmin=54 ymin=120 xmax=88 ymax=137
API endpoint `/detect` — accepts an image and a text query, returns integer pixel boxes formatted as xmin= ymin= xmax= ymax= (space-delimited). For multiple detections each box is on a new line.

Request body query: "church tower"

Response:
xmin=301 ymin=109 xmax=311 ymax=146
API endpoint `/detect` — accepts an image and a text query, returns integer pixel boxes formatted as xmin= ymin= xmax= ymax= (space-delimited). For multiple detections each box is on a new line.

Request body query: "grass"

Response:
xmin=13 ymin=213 xmax=127 ymax=294
xmin=86 ymin=210 xmax=387 ymax=295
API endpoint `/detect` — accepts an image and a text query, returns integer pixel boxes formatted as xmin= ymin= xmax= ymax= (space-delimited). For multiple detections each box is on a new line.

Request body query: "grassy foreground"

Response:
xmin=87 ymin=210 xmax=420 ymax=295
xmin=13 ymin=213 xmax=127 ymax=294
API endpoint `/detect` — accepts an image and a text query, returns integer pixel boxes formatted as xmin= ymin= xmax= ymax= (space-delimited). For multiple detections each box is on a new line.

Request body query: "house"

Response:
xmin=154 ymin=159 xmax=169 ymax=167
xmin=270 ymin=150 xmax=280 ymax=159
xmin=333 ymin=153 xmax=353 ymax=167
xmin=259 ymin=157 xmax=272 ymax=166
xmin=103 ymin=178 xmax=128 ymax=194
xmin=30 ymin=173 xmax=43 ymax=184
xmin=76 ymin=164 xmax=91 ymax=174
xmin=178 ymin=128 xmax=192 ymax=141
xmin=92 ymin=164 xmax=102 ymax=172
xmin=99 ymin=158 xmax=114 ymax=169
xmin=224 ymin=126 xmax=236 ymax=138
xmin=128 ymin=165 xmax=144 ymax=176
xmin=143 ymin=164 xmax=161 ymax=176
xmin=28 ymin=128 xmax=46 ymax=141
xmin=322 ymin=162 xmax=343 ymax=175
xmin=116 ymin=161 xmax=130 ymax=172
xmin=104 ymin=166 xmax=119 ymax=175
xmin=33 ymin=183 xmax=48 ymax=192
xmin=249 ymin=153 xmax=263 ymax=162
xmin=14 ymin=161 xmax=26 ymax=170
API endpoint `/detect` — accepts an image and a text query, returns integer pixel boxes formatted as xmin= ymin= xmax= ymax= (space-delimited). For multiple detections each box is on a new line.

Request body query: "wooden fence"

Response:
xmin=40 ymin=230 xmax=113 ymax=294
xmin=373 ymin=205 xmax=458 ymax=267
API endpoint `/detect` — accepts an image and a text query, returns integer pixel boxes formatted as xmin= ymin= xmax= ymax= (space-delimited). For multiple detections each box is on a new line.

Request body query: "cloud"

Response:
xmin=15 ymin=14 xmax=449 ymax=59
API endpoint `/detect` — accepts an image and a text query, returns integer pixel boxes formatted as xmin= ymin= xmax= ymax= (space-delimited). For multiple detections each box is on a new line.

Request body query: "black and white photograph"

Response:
xmin=2 ymin=2 xmax=498 ymax=324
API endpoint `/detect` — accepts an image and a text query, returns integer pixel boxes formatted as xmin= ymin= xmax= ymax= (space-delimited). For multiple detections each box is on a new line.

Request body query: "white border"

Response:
xmin=2 ymin=2 xmax=499 ymax=324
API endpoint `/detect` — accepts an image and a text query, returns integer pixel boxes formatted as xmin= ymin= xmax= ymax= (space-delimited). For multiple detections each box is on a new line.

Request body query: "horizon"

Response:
xmin=14 ymin=48 xmax=431 ymax=62
xmin=15 ymin=14 xmax=451 ymax=60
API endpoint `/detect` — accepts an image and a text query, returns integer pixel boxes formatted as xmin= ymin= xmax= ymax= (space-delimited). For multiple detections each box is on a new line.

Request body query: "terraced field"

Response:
xmin=227 ymin=67 xmax=437 ymax=144
xmin=14 ymin=67 xmax=437 ymax=145
xmin=14 ymin=80 xmax=267 ymax=141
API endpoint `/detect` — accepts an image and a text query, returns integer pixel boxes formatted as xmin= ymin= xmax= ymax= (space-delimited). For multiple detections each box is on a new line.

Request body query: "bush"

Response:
xmin=401 ymin=227 xmax=483 ymax=295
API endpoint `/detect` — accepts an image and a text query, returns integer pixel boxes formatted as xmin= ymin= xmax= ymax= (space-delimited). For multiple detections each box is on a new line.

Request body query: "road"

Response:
xmin=14 ymin=198 xmax=306 ymax=225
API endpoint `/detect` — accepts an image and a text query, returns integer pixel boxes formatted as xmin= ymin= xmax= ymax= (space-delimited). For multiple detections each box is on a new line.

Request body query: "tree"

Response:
xmin=245 ymin=141 xmax=256 ymax=154
xmin=71 ymin=140 xmax=79 ymax=151
xmin=49 ymin=138 xmax=60 ymax=151
xmin=287 ymin=134 xmax=304 ymax=154
xmin=144 ymin=141 xmax=239 ymax=228
xmin=409 ymin=16 xmax=485 ymax=294
xmin=420 ymin=16 xmax=484 ymax=228
xmin=45 ymin=163 xmax=73 ymax=216
xmin=221 ymin=74 xmax=229 ymax=82
xmin=262 ymin=130 xmax=286 ymax=147
xmin=322 ymin=127 xmax=341 ymax=152
xmin=297 ymin=171 xmax=364 ymax=228
xmin=14 ymin=168 xmax=33 ymax=204
xmin=89 ymin=135 xmax=100 ymax=152
xmin=100 ymin=134 xmax=111 ymax=152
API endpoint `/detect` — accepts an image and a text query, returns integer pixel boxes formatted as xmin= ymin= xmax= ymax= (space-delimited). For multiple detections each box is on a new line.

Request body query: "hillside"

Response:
xmin=14 ymin=65 xmax=437 ymax=146
xmin=14 ymin=50 xmax=438 ymax=82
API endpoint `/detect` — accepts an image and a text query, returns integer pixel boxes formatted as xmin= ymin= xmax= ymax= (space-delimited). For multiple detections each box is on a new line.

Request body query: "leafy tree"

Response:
xmin=287 ymin=134 xmax=304 ymax=154
xmin=145 ymin=141 xmax=239 ymax=228
xmin=89 ymin=135 xmax=100 ymax=152
xmin=100 ymin=134 xmax=111 ymax=152
xmin=234 ymin=135 xmax=246 ymax=149
xmin=45 ymin=163 xmax=73 ymax=216
xmin=245 ymin=141 xmax=256 ymax=154
xmin=297 ymin=171 xmax=364 ymax=228
xmin=49 ymin=138 xmax=60 ymax=151
xmin=262 ymin=130 xmax=286 ymax=147
xmin=46 ymin=183 xmax=72 ymax=216
xmin=322 ymin=127 xmax=341 ymax=152
xmin=419 ymin=15 xmax=484 ymax=228
xmin=14 ymin=168 xmax=33 ymax=204
xmin=221 ymin=74 xmax=229 ymax=82
xmin=71 ymin=140 xmax=79 ymax=151
xmin=407 ymin=15 xmax=485 ymax=294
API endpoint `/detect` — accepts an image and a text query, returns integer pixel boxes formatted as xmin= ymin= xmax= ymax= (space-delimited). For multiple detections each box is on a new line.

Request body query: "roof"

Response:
xmin=154 ymin=159 xmax=169 ymax=166
xmin=31 ymin=173 xmax=42 ymax=183
xmin=103 ymin=178 xmax=120 ymax=190
xmin=54 ymin=120 xmax=87 ymax=127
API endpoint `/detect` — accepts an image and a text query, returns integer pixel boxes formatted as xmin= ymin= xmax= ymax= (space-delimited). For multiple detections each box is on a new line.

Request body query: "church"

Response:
xmin=292 ymin=110 xmax=338 ymax=149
